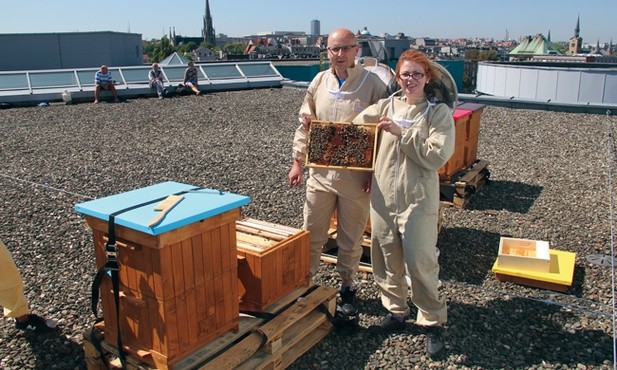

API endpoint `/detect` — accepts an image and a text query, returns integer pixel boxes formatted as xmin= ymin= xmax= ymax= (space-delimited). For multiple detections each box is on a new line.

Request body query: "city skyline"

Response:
xmin=1 ymin=0 xmax=615 ymax=44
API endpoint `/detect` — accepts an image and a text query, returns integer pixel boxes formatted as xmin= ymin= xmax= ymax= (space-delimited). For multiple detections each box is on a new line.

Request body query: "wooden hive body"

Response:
xmin=438 ymin=109 xmax=471 ymax=180
xmin=457 ymin=102 xmax=486 ymax=167
xmin=235 ymin=218 xmax=310 ymax=311
xmin=86 ymin=210 xmax=240 ymax=368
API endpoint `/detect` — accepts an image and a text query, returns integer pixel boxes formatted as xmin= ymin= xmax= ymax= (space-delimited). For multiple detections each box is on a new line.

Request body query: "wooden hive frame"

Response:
xmin=305 ymin=120 xmax=378 ymax=171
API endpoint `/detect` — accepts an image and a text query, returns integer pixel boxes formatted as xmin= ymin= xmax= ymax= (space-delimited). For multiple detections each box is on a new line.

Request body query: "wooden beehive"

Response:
xmin=497 ymin=237 xmax=550 ymax=273
xmin=236 ymin=218 xmax=310 ymax=311
xmin=76 ymin=182 xmax=250 ymax=369
xmin=458 ymin=103 xmax=485 ymax=167
xmin=306 ymin=120 xmax=378 ymax=171
xmin=438 ymin=109 xmax=470 ymax=180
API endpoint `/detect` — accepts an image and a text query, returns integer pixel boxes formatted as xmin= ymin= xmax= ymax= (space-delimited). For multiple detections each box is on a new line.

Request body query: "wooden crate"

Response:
xmin=236 ymin=218 xmax=310 ymax=311
xmin=86 ymin=210 xmax=240 ymax=369
xmin=83 ymin=285 xmax=337 ymax=370
xmin=438 ymin=109 xmax=470 ymax=181
xmin=306 ymin=120 xmax=378 ymax=171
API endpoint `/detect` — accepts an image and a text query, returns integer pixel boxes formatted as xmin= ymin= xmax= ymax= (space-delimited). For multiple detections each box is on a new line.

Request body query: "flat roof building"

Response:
xmin=0 ymin=31 xmax=143 ymax=71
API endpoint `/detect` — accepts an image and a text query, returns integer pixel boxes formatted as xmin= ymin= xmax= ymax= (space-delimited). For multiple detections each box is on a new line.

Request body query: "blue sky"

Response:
xmin=1 ymin=0 xmax=614 ymax=44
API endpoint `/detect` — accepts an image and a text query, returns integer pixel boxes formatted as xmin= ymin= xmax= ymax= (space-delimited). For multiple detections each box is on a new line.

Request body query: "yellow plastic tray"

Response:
xmin=492 ymin=249 xmax=576 ymax=290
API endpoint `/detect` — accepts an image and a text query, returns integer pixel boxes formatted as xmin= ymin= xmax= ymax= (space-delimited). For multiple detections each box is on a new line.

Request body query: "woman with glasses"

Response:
xmin=353 ymin=49 xmax=455 ymax=358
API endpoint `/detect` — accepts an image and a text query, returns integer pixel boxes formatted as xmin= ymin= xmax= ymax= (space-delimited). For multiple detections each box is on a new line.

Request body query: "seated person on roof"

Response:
xmin=94 ymin=65 xmax=118 ymax=103
xmin=183 ymin=61 xmax=201 ymax=95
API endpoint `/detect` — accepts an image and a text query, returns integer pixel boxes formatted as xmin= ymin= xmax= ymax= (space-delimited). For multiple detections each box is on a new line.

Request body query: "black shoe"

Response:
xmin=368 ymin=313 xmax=406 ymax=334
xmin=15 ymin=314 xmax=58 ymax=333
xmin=425 ymin=326 xmax=444 ymax=358
xmin=337 ymin=288 xmax=358 ymax=317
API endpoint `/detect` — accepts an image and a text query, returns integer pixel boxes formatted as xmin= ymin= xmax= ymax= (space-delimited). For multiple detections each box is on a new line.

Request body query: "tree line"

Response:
xmin=143 ymin=36 xmax=246 ymax=62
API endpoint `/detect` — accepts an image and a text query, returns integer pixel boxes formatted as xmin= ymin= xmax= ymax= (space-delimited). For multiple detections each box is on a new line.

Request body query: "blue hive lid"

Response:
xmin=74 ymin=181 xmax=250 ymax=236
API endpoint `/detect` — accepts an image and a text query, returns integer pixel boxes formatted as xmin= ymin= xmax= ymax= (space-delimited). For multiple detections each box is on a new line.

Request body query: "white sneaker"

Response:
xmin=93 ymin=100 xmax=99 ymax=104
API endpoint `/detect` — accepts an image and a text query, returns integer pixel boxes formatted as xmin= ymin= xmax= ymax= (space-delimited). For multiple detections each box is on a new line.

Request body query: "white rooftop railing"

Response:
xmin=0 ymin=61 xmax=284 ymax=105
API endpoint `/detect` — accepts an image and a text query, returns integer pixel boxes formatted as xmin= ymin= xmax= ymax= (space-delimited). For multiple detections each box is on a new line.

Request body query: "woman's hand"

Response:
xmin=377 ymin=116 xmax=402 ymax=137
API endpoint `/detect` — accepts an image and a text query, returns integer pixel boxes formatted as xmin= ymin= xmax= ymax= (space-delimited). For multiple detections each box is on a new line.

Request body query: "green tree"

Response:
xmin=223 ymin=43 xmax=246 ymax=55
xmin=478 ymin=50 xmax=499 ymax=61
xmin=200 ymin=41 xmax=216 ymax=49
xmin=464 ymin=49 xmax=480 ymax=60
xmin=143 ymin=40 xmax=158 ymax=61
xmin=176 ymin=42 xmax=198 ymax=54
xmin=151 ymin=36 xmax=175 ymax=62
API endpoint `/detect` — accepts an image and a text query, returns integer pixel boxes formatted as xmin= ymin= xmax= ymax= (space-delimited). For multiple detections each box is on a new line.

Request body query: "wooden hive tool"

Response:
xmin=148 ymin=194 xmax=184 ymax=227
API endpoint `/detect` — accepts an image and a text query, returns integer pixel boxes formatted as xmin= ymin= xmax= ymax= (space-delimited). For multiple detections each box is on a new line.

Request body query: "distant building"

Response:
xmin=0 ymin=31 xmax=143 ymax=71
xmin=508 ymin=34 xmax=561 ymax=61
xmin=190 ymin=46 xmax=217 ymax=62
xmin=170 ymin=0 xmax=215 ymax=47
xmin=568 ymin=15 xmax=583 ymax=55
xmin=311 ymin=20 xmax=320 ymax=36
xmin=286 ymin=45 xmax=321 ymax=58
xmin=355 ymin=27 xmax=410 ymax=62
xmin=414 ymin=38 xmax=436 ymax=49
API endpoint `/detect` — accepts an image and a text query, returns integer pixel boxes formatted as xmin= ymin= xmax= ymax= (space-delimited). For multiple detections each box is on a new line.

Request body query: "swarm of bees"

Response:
xmin=307 ymin=121 xmax=375 ymax=169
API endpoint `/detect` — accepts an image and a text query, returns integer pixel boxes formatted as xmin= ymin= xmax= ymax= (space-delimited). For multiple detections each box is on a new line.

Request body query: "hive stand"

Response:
xmin=83 ymin=285 xmax=337 ymax=370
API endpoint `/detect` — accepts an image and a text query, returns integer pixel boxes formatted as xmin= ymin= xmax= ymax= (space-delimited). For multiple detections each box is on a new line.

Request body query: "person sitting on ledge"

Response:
xmin=0 ymin=239 xmax=58 ymax=333
xmin=183 ymin=61 xmax=201 ymax=95
xmin=148 ymin=63 xmax=165 ymax=99
xmin=94 ymin=65 xmax=118 ymax=103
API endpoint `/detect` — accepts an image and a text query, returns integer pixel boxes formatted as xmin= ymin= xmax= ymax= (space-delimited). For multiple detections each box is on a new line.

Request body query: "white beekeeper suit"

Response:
xmin=353 ymin=95 xmax=455 ymax=325
xmin=292 ymin=63 xmax=388 ymax=282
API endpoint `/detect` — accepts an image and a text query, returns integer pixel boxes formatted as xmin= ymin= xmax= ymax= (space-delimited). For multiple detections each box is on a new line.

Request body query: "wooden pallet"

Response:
xmin=321 ymin=231 xmax=373 ymax=273
xmin=439 ymin=159 xmax=490 ymax=208
xmin=84 ymin=285 xmax=337 ymax=370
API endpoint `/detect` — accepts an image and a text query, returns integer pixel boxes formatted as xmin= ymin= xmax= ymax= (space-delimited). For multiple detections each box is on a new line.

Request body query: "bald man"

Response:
xmin=288 ymin=28 xmax=388 ymax=318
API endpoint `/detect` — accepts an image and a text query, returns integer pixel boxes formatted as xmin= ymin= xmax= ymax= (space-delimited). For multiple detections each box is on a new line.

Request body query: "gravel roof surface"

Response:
xmin=0 ymin=87 xmax=615 ymax=369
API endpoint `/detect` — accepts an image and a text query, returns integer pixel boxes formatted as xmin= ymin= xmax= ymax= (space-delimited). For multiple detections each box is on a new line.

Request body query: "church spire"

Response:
xmin=202 ymin=0 xmax=216 ymax=45
xmin=574 ymin=14 xmax=580 ymax=38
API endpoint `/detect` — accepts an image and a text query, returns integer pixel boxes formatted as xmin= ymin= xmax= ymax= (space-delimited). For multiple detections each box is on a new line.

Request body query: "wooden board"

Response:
xmin=440 ymin=159 xmax=490 ymax=208
xmin=83 ymin=285 xmax=337 ymax=370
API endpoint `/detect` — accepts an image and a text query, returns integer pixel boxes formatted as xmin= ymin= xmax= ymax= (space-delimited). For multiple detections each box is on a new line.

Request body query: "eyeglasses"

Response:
xmin=399 ymin=72 xmax=425 ymax=80
xmin=327 ymin=44 xmax=357 ymax=53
